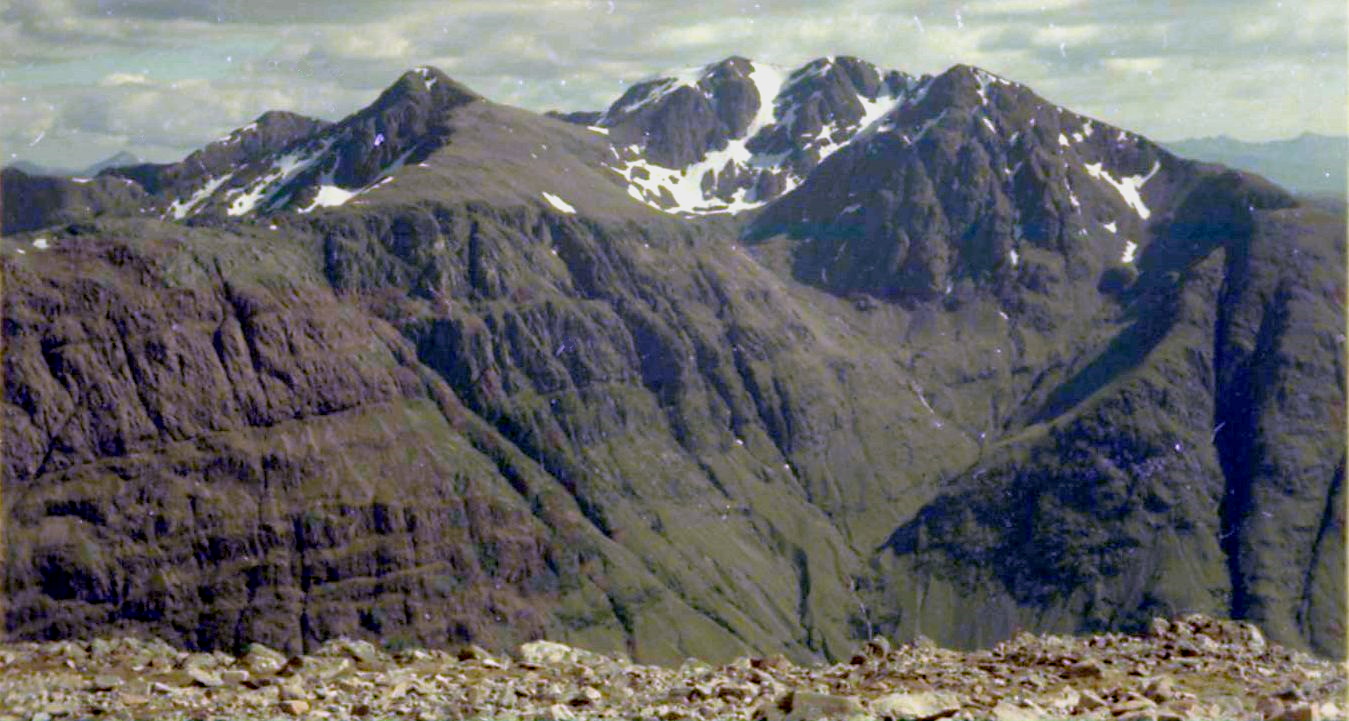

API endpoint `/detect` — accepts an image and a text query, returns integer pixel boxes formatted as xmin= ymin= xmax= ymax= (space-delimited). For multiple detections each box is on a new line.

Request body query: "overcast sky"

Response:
xmin=3 ymin=0 xmax=1345 ymax=170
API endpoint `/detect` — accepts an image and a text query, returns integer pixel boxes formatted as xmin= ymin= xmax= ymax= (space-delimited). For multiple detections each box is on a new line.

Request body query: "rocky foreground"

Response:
xmin=0 ymin=615 xmax=1343 ymax=721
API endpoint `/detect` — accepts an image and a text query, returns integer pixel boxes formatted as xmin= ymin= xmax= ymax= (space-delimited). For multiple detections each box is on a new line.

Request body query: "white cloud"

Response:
xmin=2 ymin=0 xmax=1344 ymax=168
xmin=99 ymin=72 xmax=152 ymax=86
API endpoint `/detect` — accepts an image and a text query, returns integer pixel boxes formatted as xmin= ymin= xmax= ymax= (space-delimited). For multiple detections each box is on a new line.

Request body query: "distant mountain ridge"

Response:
xmin=1164 ymin=132 xmax=1347 ymax=197
xmin=1 ymin=57 xmax=1342 ymax=666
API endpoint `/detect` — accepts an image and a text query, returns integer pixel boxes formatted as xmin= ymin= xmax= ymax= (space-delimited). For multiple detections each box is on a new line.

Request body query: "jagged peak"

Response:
xmin=374 ymin=66 xmax=481 ymax=109
xmin=703 ymin=55 xmax=755 ymax=76
xmin=254 ymin=109 xmax=326 ymax=127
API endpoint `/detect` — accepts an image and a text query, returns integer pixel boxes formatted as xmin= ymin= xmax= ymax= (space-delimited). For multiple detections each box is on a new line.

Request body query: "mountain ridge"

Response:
xmin=2 ymin=56 xmax=1342 ymax=664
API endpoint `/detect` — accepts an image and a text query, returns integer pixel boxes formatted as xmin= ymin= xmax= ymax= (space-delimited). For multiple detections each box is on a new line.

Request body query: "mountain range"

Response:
xmin=1165 ymin=133 xmax=1347 ymax=198
xmin=6 ymin=151 xmax=145 ymax=181
xmin=2 ymin=56 xmax=1343 ymax=664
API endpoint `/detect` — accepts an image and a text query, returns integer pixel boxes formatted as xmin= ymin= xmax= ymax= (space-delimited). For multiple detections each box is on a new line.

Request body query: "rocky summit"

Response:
xmin=0 ymin=615 xmax=1343 ymax=721
xmin=1 ymin=55 xmax=1344 ymax=673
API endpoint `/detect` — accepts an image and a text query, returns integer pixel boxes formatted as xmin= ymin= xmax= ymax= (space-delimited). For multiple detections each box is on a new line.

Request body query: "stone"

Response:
xmin=89 ymin=675 xmax=123 ymax=691
xmin=278 ymin=680 xmax=309 ymax=701
xmin=278 ymin=699 xmax=310 ymax=715
xmin=569 ymin=686 xmax=603 ymax=706
xmin=324 ymin=638 xmax=380 ymax=666
xmin=1044 ymin=686 xmax=1080 ymax=713
xmin=1258 ymin=697 xmax=1288 ymax=720
xmin=751 ymin=655 xmax=791 ymax=671
xmin=543 ymin=703 xmax=575 ymax=720
xmin=1278 ymin=703 xmax=1321 ymax=721
xmin=1143 ymin=676 xmax=1176 ymax=703
xmin=118 ymin=692 xmax=151 ymax=706
xmin=872 ymin=691 xmax=962 ymax=720
xmin=182 ymin=652 xmax=219 ymax=670
xmin=1191 ymin=635 xmax=1221 ymax=655
xmin=520 ymin=640 xmax=600 ymax=667
xmin=186 ymin=666 xmax=223 ymax=688
xmin=241 ymin=644 xmax=287 ymax=675
xmin=717 ymin=683 xmax=756 ymax=701
xmin=1075 ymin=688 xmax=1108 ymax=711
xmin=783 ymin=691 xmax=870 ymax=721
xmin=1062 ymin=659 xmax=1104 ymax=678
xmin=1112 ymin=694 xmax=1159 ymax=716
xmin=383 ymin=681 xmax=410 ymax=701
xmin=990 ymin=700 xmax=1048 ymax=721
xmin=220 ymin=669 xmax=251 ymax=685
xmin=457 ymin=645 xmax=493 ymax=662
xmin=1238 ymin=623 xmax=1269 ymax=656
xmin=1147 ymin=618 xmax=1172 ymax=638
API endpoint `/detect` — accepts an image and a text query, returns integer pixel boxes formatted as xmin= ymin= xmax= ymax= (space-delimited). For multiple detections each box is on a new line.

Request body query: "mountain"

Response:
xmin=4 ymin=151 xmax=144 ymax=181
xmin=2 ymin=58 xmax=1342 ymax=665
xmin=6 ymin=160 xmax=76 ymax=177
xmin=0 ymin=167 xmax=151 ymax=234
xmin=103 ymin=109 xmax=332 ymax=212
xmin=83 ymin=151 xmax=144 ymax=176
xmin=573 ymin=56 xmax=924 ymax=214
xmin=1165 ymin=133 xmax=1347 ymax=197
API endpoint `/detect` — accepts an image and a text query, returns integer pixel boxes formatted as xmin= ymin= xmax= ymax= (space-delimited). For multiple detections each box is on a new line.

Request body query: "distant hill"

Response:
xmin=83 ymin=150 xmax=144 ymax=176
xmin=1166 ymin=132 xmax=1347 ymax=196
xmin=7 ymin=159 xmax=75 ymax=177
xmin=4 ymin=151 xmax=144 ymax=180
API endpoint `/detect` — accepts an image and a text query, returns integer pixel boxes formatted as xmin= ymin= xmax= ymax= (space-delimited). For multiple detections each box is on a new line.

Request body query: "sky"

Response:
xmin=2 ymin=0 xmax=1346 ymax=170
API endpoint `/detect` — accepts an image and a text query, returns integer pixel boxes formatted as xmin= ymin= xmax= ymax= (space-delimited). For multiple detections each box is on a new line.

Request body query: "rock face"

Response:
xmin=587 ymin=56 xmax=923 ymax=213
xmin=0 ymin=168 xmax=150 ymax=234
xmin=0 ymin=616 xmax=1341 ymax=721
xmin=106 ymin=110 xmax=331 ymax=198
xmin=2 ymin=58 xmax=1344 ymax=665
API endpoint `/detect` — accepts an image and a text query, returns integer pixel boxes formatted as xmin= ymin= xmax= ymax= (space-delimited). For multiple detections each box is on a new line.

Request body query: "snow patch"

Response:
xmin=32 ymin=237 xmax=49 ymax=250
xmin=1103 ymin=221 xmax=1117 ymax=234
xmin=1008 ymin=248 xmax=1019 ymax=267
xmin=1084 ymin=160 xmax=1160 ymax=219
xmin=228 ymin=139 xmax=335 ymax=216
xmin=414 ymin=66 xmax=437 ymax=90
xmin=1058 ymin=133 xmax=1070 ymax=147
xmin=746 ymin=62 xmax=786 ymax=136
xmin=902 ymin=110 xmax=947 ymax=145
xmin=604 ymin=64 xmax=707 ymax=121
xmin=971 ymin=68 xmax=1009 ymax=105
xmin=541 ymin=191 xmax=576 ymax=214
xmin=301 ymin=185 xmax=356 ymax=213
xmin=586 ymin=126 xmax=609 ymax=135
xmin=168 ymin=173 xmax=233 ymax=219
xmin=854 ymin=85 xmax=901 ymax=136
xmin=71 ymin=177 xmax=93 ymax=184
xmin=1122 ymin=240 xmax=1139 ymax=263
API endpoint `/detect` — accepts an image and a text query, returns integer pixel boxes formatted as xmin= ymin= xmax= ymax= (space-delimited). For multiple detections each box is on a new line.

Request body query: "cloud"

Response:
xmin=99 ymin=72 xmax=152 ymax=86
xmin=2 ymin=0 xmax=1344 ymax=168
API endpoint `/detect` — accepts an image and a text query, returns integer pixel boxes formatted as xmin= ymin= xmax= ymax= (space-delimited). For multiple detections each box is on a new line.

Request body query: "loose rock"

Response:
xmin=0 ymin=614 xmax=1339 ymax=721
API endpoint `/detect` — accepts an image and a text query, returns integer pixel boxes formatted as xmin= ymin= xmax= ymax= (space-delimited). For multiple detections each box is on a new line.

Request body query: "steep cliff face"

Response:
xmin=2 ymin=60 xmax=1343 ymax=662
xmin=848 ymin=169 xmax=1344 ymax=658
